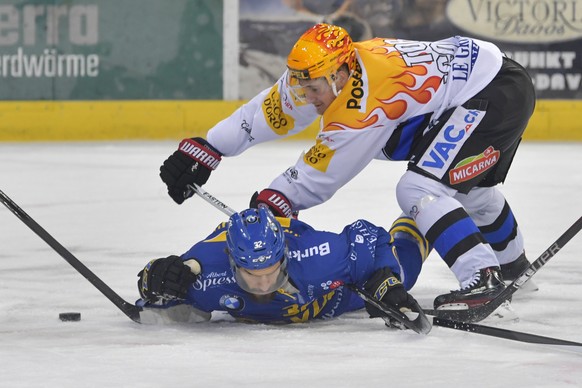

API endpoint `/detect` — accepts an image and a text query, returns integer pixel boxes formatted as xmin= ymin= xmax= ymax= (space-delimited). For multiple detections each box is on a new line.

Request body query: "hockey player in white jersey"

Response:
xmin=159 ymin=23 xmax=536 ymax=311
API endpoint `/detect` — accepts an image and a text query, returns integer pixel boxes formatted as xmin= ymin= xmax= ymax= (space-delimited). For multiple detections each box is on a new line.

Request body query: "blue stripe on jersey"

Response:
xmin=383 ymin=114 xmax=430 ymax=160
xmin=393 ymin=115 xmax=425 ymax=160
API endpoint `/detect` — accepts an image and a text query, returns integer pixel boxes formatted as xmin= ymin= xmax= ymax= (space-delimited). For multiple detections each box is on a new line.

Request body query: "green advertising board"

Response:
xmin=0 ymin=0 xmax=581 ymax=141
xmin=0 ymin=0 xmax=223 ymax=100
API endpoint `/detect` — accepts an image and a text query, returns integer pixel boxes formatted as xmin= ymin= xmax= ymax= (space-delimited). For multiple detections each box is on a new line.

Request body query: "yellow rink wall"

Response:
xmin=0 ymin=100 xmax=580 ymax=142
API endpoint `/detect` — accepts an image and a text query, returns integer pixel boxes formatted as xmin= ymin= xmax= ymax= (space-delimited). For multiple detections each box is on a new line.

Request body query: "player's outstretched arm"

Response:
xmin=137 ymin=256 xmax=201 ymax=303
xmin=363 ymin=267 xmax=420 ymax=318
xmin=160 ymin=137 xmax=222 ymax=204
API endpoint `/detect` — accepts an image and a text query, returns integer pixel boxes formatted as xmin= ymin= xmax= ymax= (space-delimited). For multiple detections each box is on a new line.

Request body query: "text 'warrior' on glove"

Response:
xmin=250 ymin=189 xmax=294 ymax=218
xmin=363 ymin=267 xmax=418 ymax=318
xmin=160 ymin=138 xmax=222 ymax=204
xmin=137 ymin=256 xmax=201 ymax=302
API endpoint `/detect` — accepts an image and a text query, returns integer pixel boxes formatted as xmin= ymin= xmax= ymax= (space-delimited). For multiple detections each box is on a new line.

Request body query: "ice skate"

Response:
xmin=434 ymin=267 xmax=509 ymax=310
xmin=500 ymin=253 xmax=539 ymax=292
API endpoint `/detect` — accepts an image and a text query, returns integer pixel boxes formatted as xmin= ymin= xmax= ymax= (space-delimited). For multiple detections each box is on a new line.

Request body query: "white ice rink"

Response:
xmin=1 ymin=141 xmax=581 ymax=387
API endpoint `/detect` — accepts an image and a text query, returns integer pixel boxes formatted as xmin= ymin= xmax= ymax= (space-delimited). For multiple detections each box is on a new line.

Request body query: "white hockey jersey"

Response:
xmin=207 ymin=36 xmax=503 ymax=210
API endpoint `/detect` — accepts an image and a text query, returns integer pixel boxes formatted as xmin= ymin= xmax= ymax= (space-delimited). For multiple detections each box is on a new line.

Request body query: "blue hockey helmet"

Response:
xmin=227 ymin=207 xmax=287 ymax=270
xmin=226 ymin=207 xmax=289 ymax=294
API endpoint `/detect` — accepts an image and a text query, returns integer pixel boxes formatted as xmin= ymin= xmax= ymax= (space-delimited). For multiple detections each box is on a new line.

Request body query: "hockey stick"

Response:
xmin=433 ymin=317 xmax=582 ymax=347
xmin=189 ymin=183 xmax=432 ymax=334
xmin=187 ymin=184 xmax=236 ymax=216
xmin=424 ymin=215 xmax=582 ymax=322
xmin=0 ymin=189 xmax=142 ymax=323
xmin=348 ymin=285 xmax=431 ymax=334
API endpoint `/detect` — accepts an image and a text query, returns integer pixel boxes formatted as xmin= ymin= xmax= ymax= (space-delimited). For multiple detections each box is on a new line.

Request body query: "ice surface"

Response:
xmin=1 ymin=141 xmax=581 ymax=387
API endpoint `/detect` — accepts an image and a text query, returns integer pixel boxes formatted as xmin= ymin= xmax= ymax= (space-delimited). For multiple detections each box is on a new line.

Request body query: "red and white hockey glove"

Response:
xmin=160 ymin=137 xmax=222 ymax=204
xmin=250 ymin=189 xmax=295 ymax=218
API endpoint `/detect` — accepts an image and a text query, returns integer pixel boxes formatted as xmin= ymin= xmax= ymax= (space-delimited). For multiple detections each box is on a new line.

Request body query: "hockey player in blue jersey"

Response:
xmin=136 ymin=207 xmax=429 ymax=325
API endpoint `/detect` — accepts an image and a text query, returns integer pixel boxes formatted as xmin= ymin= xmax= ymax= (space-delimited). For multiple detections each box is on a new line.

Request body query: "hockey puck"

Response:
xmin=59 ymin=312 xmax=81 ymax=322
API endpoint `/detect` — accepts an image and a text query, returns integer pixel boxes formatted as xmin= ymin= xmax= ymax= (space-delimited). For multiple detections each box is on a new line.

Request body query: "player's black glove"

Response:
xmin=137 ymin=256 xmax=201 ymax=302
xmin=363 ymin=267 xmax=418 ymax=319
xmin=250 ymin=189 xmax=294 ymax=218
xmin=160 ymin=137 xmax=222 ymax=204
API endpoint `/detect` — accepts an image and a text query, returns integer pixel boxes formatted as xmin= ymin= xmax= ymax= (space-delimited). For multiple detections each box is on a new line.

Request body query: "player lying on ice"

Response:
xmin=136 ymin=207 xmax=430 ymax=326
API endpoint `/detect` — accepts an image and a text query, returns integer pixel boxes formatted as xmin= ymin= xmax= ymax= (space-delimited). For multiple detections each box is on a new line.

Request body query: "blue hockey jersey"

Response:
xmin=152 ymin=217 xmax=423 ymax=324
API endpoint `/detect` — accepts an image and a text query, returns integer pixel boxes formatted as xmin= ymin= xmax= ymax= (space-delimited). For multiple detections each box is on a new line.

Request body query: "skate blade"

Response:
xmin=505 ymin=279 xmax=539 ymax=294
xmin=434 ymin=300 xmax=519 ymax=323
xmin=435 ymin=303 xmax=471 ymax=311
xmin=481 ymin=300 xmax=519 ymax=323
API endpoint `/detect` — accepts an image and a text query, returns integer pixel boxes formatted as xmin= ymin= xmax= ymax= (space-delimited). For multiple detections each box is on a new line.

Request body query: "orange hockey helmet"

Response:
xmin=286 ymin=23 xmax=356 ymax=100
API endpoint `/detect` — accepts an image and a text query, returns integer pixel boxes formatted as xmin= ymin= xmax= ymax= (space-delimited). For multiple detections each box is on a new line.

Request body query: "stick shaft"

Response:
xmin=189 ymin=184 xmax=236 ymax=216
xmin=434 ymin=318 xmax=582 ymax=347
xmin=0 ymin=189 xmax=141 ymax=323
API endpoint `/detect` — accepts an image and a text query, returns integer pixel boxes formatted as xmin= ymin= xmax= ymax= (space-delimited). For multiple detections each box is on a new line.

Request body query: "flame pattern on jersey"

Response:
xmin=323 ymin=38 xmax=446 ymax=132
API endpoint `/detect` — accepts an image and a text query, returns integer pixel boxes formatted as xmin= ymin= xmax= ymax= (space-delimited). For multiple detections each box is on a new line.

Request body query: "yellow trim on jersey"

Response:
xmin=203 ymin=230 xmax=228 ymax=243
xmin=275 ymin=217 xmax=292 ymax=228
xmin=390 ymin=217 xmax=431 ymax=262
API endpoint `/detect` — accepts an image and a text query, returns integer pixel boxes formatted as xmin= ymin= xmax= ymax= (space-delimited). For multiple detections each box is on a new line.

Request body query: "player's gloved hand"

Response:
xmin=160 ymin=137 xmax=222 ymax=204
xmin=250 ymin=189 xmax=294 ymax=218
xmin=137 ymin=256 xmax=201 ymax=302
xmin=363 ymin=267 xmax=418 ymax=319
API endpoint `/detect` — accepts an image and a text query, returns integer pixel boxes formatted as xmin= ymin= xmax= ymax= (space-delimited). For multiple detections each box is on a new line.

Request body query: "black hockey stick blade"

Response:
xmin=0 ymin=189 xmax=142 ymax=323
xmin=348 ymin=284 xmax=432 ymax=334
xmin=433 ymin=317 xmax=582 ymax=347
xmin=423 ymin=216 xmax=582 ymax=323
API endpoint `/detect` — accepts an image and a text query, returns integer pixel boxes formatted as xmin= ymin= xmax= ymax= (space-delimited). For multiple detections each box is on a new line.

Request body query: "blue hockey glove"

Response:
xmin=160 ymin=137 xmax=222 ymax=204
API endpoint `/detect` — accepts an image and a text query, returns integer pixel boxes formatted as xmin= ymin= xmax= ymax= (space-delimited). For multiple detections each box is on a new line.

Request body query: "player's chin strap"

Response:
xmin=188 ymin=183 xmax=432 ymax=335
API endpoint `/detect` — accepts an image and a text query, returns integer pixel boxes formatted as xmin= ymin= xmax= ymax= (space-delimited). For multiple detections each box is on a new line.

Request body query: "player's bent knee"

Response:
xmin=396 ymin=172 xmax=458 ymax=217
